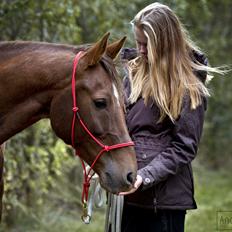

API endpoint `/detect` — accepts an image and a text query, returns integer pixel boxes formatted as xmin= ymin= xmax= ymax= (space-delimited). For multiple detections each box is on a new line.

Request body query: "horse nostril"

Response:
xmin=127 ymin=172 xmax=134 ymax=185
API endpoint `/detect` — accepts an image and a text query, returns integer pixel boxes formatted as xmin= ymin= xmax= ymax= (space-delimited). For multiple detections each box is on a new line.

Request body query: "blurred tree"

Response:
xmin=0 ymin=0 xmax=83 ymax=226
xmin=174 ymin=0 xmax=232 ymax=168
xmin=3 ymin=120 xmax=82 ymax=226
xmin=0 ymin=0 xmax=81 ymax=43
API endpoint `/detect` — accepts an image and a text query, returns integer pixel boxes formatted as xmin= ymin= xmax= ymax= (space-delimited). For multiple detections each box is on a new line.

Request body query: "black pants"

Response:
xmin=121 ymin=204 xmax=186 ymax=232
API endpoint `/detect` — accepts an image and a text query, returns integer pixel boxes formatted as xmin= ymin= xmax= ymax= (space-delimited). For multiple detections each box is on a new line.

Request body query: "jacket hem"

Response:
xmin=125 ymin=201 xmax=197 ymax=210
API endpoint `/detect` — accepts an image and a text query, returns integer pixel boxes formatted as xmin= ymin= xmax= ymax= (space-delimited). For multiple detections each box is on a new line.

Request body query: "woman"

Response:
xmin=119 ymin=2 xmax=223 ymax=232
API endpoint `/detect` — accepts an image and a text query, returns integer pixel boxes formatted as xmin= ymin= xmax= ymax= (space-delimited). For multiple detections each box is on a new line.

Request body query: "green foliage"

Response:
xmin=2 ymin=121 xmax=78 ymax=226
xmin=175 ymin=0 xmax=232 ymax=168
xmin=0 ymin=0 xmax=81 ymax=43
xmin=186 ymin=162 xmax=232 ymax=232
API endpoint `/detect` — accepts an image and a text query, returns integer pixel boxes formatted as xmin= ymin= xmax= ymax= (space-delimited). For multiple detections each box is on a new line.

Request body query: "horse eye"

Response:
xmin=93 ymin=98 xmax=107 ymax=109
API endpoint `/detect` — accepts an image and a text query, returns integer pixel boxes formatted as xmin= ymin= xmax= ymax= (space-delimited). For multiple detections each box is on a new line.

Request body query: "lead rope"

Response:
xmin=83 ymin=166 xmax=104 ymax=223
xmin=104 ymin=193 xmax=124 ymax=232
xmin=71 ymin=52 xmax=134 ymax=224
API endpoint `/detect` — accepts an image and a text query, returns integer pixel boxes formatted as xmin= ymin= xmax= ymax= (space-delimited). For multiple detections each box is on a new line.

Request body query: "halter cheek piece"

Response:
xmin=71 ymin=52 xmax=134 ymax=222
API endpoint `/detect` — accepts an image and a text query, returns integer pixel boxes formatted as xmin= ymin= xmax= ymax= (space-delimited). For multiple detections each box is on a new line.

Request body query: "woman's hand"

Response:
xmin=119 ymin=175 xmax=143 ymax=195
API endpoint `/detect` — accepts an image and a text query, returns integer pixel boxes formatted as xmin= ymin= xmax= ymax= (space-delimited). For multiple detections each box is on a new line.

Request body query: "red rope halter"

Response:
xmin=71 ymin=52 xmax=134 ymax=205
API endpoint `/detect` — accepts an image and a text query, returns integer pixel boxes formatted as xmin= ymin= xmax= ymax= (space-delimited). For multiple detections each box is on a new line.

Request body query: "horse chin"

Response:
xmin=99 ymin=182 xmax=120 ymax=195
xmin=98 ymin=172 xmax=134 ymax=194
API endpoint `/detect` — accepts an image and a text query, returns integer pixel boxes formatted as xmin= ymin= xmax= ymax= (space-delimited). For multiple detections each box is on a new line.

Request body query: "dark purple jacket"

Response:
xmin=123 ymin=50 xmax=207 ymax=210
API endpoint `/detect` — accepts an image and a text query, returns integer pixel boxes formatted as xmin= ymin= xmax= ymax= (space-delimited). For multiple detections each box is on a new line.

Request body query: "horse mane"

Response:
xmin=0 ymin=41 xmax=86 ymax=62
xmin=0 ymin=41 xmax=85 ymax=52
xmin=0 ymin=41 xmax=123 ymax=96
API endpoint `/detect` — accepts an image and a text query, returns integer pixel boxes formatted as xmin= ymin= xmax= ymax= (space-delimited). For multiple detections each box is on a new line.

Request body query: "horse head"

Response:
xmin=50 ymin=33 xmax=137 ymax=194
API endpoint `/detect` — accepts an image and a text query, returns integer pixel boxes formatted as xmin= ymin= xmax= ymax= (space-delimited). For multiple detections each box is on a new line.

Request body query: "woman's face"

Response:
xmin=134 ymin=26 xmax=148 ymax=60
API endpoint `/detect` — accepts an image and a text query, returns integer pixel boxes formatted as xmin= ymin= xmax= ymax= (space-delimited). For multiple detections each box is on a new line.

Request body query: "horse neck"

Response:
xmin=0 ymin=42 xmax=79 ymax=108
xmin=0 ymin=42 xmax=80 ymax=143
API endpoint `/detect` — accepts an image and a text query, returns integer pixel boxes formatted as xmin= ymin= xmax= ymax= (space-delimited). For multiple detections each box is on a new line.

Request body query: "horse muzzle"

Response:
xmin=98 ymin=163 xmax=137 ymax=194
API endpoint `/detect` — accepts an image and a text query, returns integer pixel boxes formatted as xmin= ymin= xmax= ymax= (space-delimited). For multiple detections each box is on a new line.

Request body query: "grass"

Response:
xmin=0 ymin=204 xmax=107 ymax=232
xmin=1 ymin=163 xmax=232 ymax=231
xmin=186 ymin=163 xmax=232 ymax=232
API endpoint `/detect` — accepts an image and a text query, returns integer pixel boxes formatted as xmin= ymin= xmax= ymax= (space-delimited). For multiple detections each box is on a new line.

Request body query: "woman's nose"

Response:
xmin=139 ymin=44 xmax=147 ymax=56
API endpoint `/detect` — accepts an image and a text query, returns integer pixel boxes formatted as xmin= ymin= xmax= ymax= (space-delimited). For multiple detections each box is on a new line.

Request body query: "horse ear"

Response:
xmin=106 ymin=36 xmax=127 ymax=60
xmin=81 ymin=32 xmax=110 ymax=68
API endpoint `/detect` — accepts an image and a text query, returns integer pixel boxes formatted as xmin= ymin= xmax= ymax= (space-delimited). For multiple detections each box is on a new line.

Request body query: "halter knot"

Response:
xmin=104 ymin=145 xmax=110 ymax=152
xmin=72 ymin=106 xmax=79 ymax=112
xmin=83 ymin=182 xmax=90 ymax=188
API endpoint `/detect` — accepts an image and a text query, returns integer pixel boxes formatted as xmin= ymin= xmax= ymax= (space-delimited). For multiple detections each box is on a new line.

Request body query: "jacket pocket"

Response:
xmin=133 ymin=135 xmax=167 ymax=169
xmin=134 ymin=146 xmax=162 ymax=170
xmin=155 ymin=165 xmax=194 ymax=207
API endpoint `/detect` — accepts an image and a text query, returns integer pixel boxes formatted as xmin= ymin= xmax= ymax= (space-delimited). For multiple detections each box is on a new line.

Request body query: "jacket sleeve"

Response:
xmin=137 ymin=96 xmax=207 ymax=190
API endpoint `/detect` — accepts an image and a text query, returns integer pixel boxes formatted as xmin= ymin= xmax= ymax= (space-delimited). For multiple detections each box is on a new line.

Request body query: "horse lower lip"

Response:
xmin=100 ymin=178 xmax=128 ymax=194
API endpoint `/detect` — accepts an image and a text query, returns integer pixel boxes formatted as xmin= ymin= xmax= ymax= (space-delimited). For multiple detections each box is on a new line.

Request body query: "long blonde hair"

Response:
xmin=129 ymin=2 xmax=223 ymax=122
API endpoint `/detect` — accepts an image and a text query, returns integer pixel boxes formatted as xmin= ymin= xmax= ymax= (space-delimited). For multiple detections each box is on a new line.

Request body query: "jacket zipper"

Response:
xmin=153 ymin=186 xmax=157 ymax=213
xmin=154 ymin=198 xmax=157 ymax=213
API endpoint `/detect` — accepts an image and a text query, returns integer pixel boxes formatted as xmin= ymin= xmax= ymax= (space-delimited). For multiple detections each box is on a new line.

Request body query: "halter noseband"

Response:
xmin=71 ymin=52 xmax=134 ymax=222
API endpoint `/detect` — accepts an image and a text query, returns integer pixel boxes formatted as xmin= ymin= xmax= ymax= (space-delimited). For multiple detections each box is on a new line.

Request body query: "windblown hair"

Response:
xmin=129 ymin=2 xmax=224 ymax=122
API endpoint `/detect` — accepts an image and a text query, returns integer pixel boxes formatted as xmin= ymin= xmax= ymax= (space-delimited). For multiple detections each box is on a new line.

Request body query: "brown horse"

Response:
xmin=0 ymin=33 xmax=137 ymax=217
